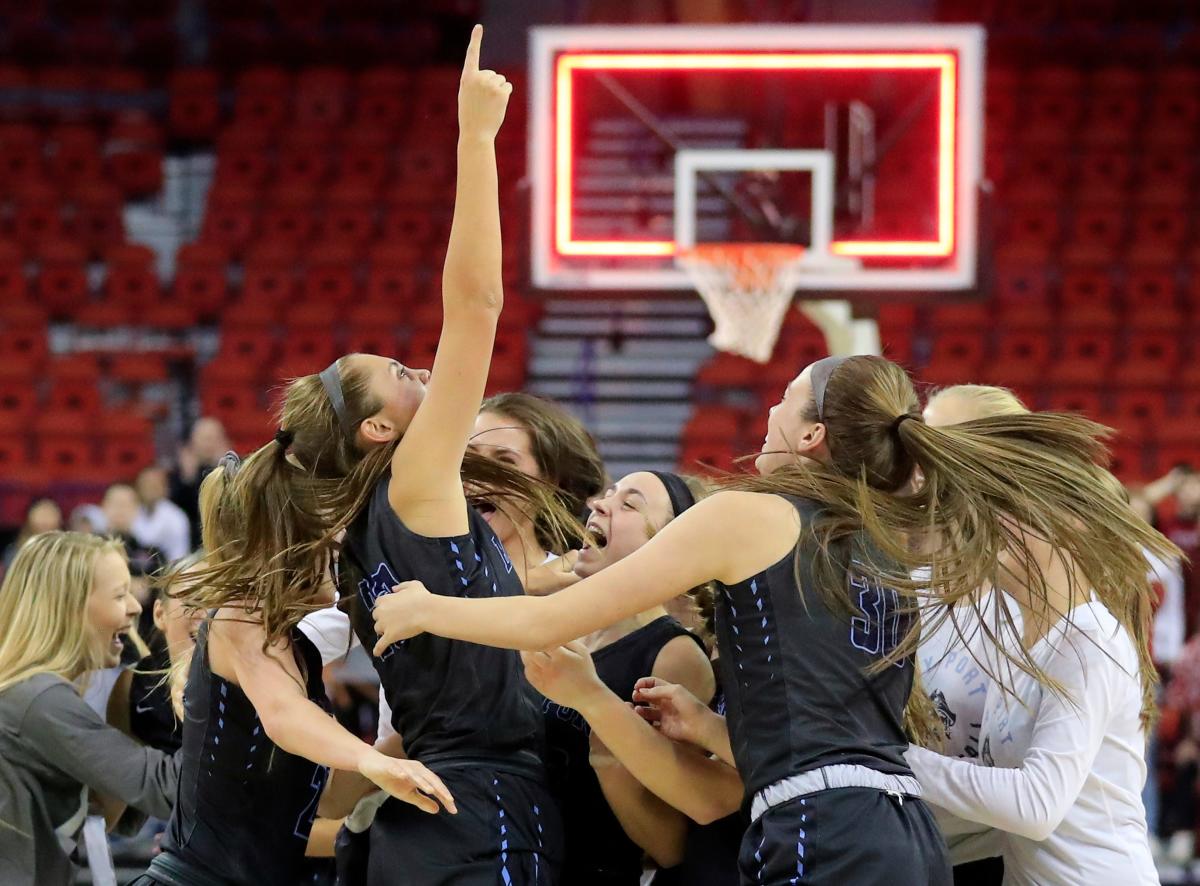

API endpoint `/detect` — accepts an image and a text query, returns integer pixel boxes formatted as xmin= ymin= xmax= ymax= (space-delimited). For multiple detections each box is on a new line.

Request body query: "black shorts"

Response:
xmin=953 ymin=857 xmax=1003 ymax=885
xmin=366 ymin=766 xmax=563 ymax=886
xmin=738 ymin=788 xmax=951 ymax=886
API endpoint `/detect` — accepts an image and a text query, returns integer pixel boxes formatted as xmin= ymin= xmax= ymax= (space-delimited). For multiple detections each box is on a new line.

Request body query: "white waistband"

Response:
xmin=750 ymin=764 xmax=923 ymax=822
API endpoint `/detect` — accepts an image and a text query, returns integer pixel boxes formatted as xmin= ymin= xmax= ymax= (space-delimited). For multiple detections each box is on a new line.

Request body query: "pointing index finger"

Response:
xmin=463 ymin=24 xmax=482 ymax=74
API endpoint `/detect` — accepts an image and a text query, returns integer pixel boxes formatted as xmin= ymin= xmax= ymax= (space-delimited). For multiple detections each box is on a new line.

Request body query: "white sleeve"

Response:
xmin=906 ymin=635 xmax=1117 ymax=841
xmin=376 ymin=696 xmax=396 ymax=743
xmin=297 ymin=607 xmax=359 ymax=666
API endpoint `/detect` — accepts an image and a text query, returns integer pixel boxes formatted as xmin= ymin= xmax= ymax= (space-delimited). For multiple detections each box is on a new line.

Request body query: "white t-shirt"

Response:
xmin=298 ymin=606 xmax=395 ymax=741
xmin=132 ymin=500 xmax=192 ymax=562
xmin=907 ymin=601 xmax=1156 ymax=886
xmin=919 ymin=589 xmax=1020 ymax=760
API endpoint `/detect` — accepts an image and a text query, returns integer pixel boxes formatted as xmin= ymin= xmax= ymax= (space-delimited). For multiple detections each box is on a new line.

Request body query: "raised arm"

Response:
xmin=372 ymin=491 xmax=801 ymax=653
xmin=387 ymin=24 xmax=513 ymax=536
xmin=210 ymin=616 xmax=456 ymax=815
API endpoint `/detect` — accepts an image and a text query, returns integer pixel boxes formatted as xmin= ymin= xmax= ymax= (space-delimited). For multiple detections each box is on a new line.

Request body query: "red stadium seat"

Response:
xmin=173 ymin=243 xmax=229 ymax=318
xmin=72 ymin=183 xmax=125 ymax=258
xmin=104 ymin=246 xmax=162 ymax=308
xmin=99 ymin=433 xmax=156 ymax=477
xmin=294 ymin=67 xmax=350 ymax=127
xmin=1059 ymin=267 xmax=1119 ymax=329
xmin=168 ymin=68 xmax=221 ymax=141
xmin=202 ymin=189 xmax=258 ymax=257
xmin=46 ymin=124 xmax=103 ymax=187
xmin=922 ymin=332 xmax=986 ymax=386
xmin=364 ymin=263 xmax=420 ymax=306
xmin=1118 ymin=332 xmax=1180 ymax=387
xmin=107 ymin=111 xmax=164 ymax=197
xmin=233 ymin=67 xmax=291 ymax=128
xmin=201 ymin=380 xmax=263 ymax=419
xmin=241 ymin=254 xmax=297 ymax=308
xmin=354 ymin=66 xmax=409 ymax=128
xmin=34 ymin=241 xmax=90 ymax=318
xmin=1125 ymin=268 xmax=1182 ymax=329
xmin=1108 ymin=391 xmax=1169 ymax=438
xmin=1048 ymin=332 xmax=1115 ymax=385
xmin=274 ymin=331 xmax=340 ymax=379
xmin=988 ymin=332 xmax=1051 ymax=387
xmin=1045 ymin=388 xmax=1103 ymax=418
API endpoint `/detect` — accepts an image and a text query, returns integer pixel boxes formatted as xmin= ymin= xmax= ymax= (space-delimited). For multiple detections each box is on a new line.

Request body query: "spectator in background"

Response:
xmin=102 ymin=484 xmax=165 ymax=606
xmin=169 ymin=417 xmax=230 ymax=549
xmin=1141 ymin=466 xmax=1200 ymax=631
xmin=132 ymin=466 xmax=191 ymax=562
xmin=2 ymin=499 xmax=62 ymax=569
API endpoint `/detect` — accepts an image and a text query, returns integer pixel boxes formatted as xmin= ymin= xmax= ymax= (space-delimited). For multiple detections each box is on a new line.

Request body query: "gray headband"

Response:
xmin=809 ymin=355 xmax=850 ymax=423
xmin=319 ymin=362 xmax=350 ymax=430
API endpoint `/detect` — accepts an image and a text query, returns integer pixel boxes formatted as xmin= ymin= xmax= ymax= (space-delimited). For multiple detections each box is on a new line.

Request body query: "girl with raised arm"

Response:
xmin=177 ymin=26 xmax=575 ymax=885
xmin=372 ymin=354 xmax=1176 ymax=886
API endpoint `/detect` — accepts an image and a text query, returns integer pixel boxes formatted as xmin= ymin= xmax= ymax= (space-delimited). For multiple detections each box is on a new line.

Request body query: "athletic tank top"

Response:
xmin=339 ymin=477 xmax=544 ymax=768
xmin=652 ymin=677 xmax=746 ymax=886
xmin=544 ymin=615 xmax=704 ymax=885
xmin=161 ymin=618 xmax=330 ymax=885
xmin=715 ymin=494 xmax=914 ymax=796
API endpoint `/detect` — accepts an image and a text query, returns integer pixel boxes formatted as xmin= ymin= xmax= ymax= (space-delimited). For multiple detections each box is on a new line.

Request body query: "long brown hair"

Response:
xmin=731 ymin=355 xmax=1177 ymax=731
xmin=480 ymin=392 xmax=608 ymax=549
xmin=173 ymin=357 xmax=583 ymax=648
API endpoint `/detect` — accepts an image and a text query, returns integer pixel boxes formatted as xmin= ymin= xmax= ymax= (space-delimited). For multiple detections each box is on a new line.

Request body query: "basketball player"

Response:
xmin=533 ymin=470 xmax=715 ymax=885
xmin=129 ymin=458 xmax=456 ymax=886
xmin=318 ymin=391 xmax=608 ymax=879
xmin=185 ymin=26 xmax=576 ymax=884
xmin=371 ymin=354 xmax=1176 ymax=886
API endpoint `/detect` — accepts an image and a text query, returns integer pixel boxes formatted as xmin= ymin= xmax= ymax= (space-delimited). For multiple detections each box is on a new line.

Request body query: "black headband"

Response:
xmin=649 ymin=470 xmax=696 ymax=519
xmin=809 ymin=355 xmax=850 ymax=423
xmin=274 ymin=428 xmax=294 ymax=448
xmin=319 ymin=362 xmax=350 ymax=431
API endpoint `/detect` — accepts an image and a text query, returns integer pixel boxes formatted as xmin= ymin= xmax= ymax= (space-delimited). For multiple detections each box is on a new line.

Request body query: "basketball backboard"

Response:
xmin=528 ymin=24 xmax=986 ymax=291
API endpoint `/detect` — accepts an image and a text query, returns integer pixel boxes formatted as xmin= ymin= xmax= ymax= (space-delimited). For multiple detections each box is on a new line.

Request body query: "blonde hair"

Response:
xmin=0 ymin=532 xmax=126 ymax=695
xmin=926 ymin=384 xmax=1029 ymax=421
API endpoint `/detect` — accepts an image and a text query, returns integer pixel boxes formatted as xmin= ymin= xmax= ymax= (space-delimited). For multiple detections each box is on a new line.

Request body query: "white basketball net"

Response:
xmin=677 ymin=244 xmax=807 ymax=363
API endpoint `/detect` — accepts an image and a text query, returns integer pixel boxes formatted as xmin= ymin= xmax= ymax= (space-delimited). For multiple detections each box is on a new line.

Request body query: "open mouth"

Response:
xmin=585 ymin=521 xmax=608 ymax=549
xmin=111 ymin=627 xmax=131 ymax=653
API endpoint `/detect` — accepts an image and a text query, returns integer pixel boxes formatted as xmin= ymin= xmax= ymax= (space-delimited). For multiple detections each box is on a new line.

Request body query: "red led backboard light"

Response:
xmin=554 ymin=51 xmax=958 ymax=260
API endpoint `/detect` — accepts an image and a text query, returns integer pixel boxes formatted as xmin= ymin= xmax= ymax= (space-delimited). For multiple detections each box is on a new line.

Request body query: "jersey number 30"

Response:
xmin=849 ymin=573 xmax=905 ymax=664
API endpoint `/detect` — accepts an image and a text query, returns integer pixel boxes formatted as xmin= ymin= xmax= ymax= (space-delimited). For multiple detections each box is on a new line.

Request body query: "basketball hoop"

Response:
xmin=677 ymin=243 xmax=807 ymax=363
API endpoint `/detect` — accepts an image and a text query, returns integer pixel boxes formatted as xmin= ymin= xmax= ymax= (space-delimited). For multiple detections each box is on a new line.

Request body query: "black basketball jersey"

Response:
xmin=160 ymin=618 xmax=330 ymax=885
xmin=339 ymin=476 xmax=544 ymax=768
xmin=129 ymin=643 xmax=183 ymax=754
xmin=543 ymin=616 xmax=704 ymax=886
xmin=715 ymin=494 xmax=914 ymax=796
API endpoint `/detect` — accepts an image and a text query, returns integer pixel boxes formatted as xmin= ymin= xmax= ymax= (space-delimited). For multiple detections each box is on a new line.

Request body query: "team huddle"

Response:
xmin=0 ymin=25 xmax=1175 ymax=886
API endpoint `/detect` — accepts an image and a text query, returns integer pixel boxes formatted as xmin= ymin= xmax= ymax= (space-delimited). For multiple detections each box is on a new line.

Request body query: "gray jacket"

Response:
xmin=0 ymin=673 xmax=179 ymax=886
